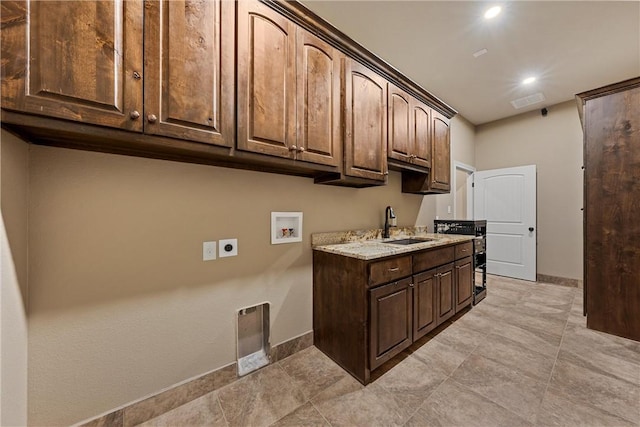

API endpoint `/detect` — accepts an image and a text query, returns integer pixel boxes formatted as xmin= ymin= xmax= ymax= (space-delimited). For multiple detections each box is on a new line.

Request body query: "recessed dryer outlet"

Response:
xmin=219 ymin=239 xmax=238 ymax=257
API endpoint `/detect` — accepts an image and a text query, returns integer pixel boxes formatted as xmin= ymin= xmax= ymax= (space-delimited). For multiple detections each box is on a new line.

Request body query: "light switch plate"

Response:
xmin=219 ymin=238 xmax=238 ymax=257
xmin=203 ymin=241 xmax=217 ymax=261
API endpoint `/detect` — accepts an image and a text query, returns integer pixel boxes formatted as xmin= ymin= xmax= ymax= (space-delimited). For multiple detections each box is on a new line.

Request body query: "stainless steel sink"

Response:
xmin=382 ymin=238 xmax=435 ymax=245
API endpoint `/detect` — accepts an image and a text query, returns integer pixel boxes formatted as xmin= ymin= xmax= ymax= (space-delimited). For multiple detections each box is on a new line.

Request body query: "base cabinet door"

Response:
xmin=1 ymin=0 xmax=144 ymax=131
xmin=369 ymin=277 xmax=413 ymax=370
xmin=413 ymin=269 xmax=437 ymax=340
xmin=455 ymin=257 xmax=473 ymax=311
xmin=436 ymin=263 xmax=455 ymax=324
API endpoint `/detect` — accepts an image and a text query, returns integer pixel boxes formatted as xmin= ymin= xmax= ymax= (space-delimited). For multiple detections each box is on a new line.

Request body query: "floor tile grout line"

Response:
xmin=310 ymin=400 xmax=333 ymax=427
xmin=215 ymin=393 xmax=230 ymax=427
xmin=399 ymin=325 xmax=493 ymax=426
xmin=532 ymin=288 xmax=576 ymax=426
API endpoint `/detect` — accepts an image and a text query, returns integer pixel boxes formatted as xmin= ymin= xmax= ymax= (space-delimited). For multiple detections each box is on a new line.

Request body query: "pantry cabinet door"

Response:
xmin=237 ymin=0 xmax=296 ymax=158
xmin=144 ymin=0 xmax=234 ymax=146
xmin=1 ymin=0 xmax=144 ymax=131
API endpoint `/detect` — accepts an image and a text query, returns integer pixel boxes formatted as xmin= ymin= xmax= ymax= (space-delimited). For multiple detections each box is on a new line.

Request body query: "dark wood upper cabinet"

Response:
xmin=388 ymin=83 xmax=431 ymax=170
xmin=388 ymin=85 xmax=412 ymax=163
xmin=143 ymin=0 xmax=234 ymax=146
xmin=237 ymin=1 xmax=340 ymax=167
xmin=430 ymin=110 xmax=451 ymax=192
xmin=237 ymin=0 xmax=296 ymax=158
xmin=412 ymin=102 xmax=431 ymax=168
xmin=295 ymin=28 xmax=341 ymax=167
xmin=343 ymin=59 xmax=388 ymax=182
xmin=1 ymin=0 xmax=144 ymax=131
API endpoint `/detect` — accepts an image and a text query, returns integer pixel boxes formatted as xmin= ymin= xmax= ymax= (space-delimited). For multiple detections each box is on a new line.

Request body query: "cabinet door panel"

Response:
xmin=455 ymin=257 xmax=473 ymax=311
xmin=437 ymin=263 xmax=455 ymax=324
xmin=238 ymin=1 xmax=296 ymax=157
xmin=296 ymin=28 xmax=340 ymax=166
xmin=370 ymin=278 xmax=412 ymax=370
xmin=414 ymin=269 xmax=437 ymax=340
xmin=431 ymin=110 xmax=451 ymax=191
xmin=344 ymin=59 xmax=387 ymax=181
xmin=388 ymin=84 xmax=411 ymax=163
xmin=144 ymin=0 xmax=234 ymax=146
xmin=2 ymin=0 xmax=143 ymax=131
xmin=412 ymin=103 xmax=431 ymax=168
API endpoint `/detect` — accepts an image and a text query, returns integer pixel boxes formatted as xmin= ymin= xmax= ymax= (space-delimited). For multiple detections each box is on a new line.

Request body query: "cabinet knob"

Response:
xmin=409 ymin=283 xmax=414 ymax=287
xmin=133 ymin=71 xmax=141 ymax=80
xmin=289 ymin=145 xmax=298 ymax=151
xmin=384 ymin=171 xmax=389 ymax=176
xmin=297 ymin=147 xmax=305 ymax=153
xmin=129 ymin=110 xmax=140 ymax=120
xmin=388 ymin=267 xmax=399 ymax=272
xmin=147 ymin=114 xmax=158 ymax=123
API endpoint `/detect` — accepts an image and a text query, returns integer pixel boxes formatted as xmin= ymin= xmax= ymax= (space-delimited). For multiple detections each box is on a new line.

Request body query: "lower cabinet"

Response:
xmin=369 ymin=277 xmax=413 ymax=370
xmin=435 ymin=263 xmax=456 ymax=325
xmin=455 ymin=257 xmax=474 ymax=312
xmin=314 ymin=240 xmax=474 ymax=385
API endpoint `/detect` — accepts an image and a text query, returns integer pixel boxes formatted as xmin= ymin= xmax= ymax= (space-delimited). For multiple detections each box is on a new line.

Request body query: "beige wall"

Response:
xmin=0 ymin=130 xmax=29 ymax=426
xmin=27 ymin=143 xmax=433 ymax=425
xmin=475 ymin=100 xmax=583 ymax=280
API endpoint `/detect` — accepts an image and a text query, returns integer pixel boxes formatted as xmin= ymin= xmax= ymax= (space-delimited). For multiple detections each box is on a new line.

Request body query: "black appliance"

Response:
xmin=434 ymin=220 xmax=487 ymax=305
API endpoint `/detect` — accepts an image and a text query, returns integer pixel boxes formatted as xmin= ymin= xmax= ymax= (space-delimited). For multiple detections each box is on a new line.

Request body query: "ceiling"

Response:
xmin=300 ymin=1 xmax=640 ymax=125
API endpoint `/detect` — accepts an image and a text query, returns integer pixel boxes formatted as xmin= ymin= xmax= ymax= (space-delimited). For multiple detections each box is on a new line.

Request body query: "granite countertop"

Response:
xmin=311 ymin=227 xmax=475 ymax=260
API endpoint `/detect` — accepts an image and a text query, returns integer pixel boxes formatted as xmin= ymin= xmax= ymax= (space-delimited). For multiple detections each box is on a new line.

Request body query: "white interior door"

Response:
xmin=473 ymin=165 xmax=536 ymax=281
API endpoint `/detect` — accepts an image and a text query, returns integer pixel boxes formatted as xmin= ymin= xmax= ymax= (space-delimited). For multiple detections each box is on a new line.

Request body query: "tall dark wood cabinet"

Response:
xmin=576 ymin=77 xmax=640 ymax=342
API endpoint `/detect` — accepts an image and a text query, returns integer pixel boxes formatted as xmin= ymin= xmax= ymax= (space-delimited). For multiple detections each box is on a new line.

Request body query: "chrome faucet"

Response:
xmin=383 ymin=206 xmax=397 ymax=238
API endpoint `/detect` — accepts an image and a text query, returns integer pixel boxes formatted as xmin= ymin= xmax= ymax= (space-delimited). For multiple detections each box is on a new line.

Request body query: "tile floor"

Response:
xmin=137 ymin=275 xmax=640 ymax=427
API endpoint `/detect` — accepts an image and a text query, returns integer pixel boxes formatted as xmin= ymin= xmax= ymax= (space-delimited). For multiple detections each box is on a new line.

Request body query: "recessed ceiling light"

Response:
xmin=484 ymin=6 xmax=501 ymax=19
xmin=473 ymin=48 xmax=488 ymax=58
xmin=522 ymin=77 xmax=536 ymax=85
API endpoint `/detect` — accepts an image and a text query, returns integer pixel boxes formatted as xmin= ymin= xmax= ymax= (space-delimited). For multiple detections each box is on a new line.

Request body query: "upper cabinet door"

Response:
xmin=143 ymin=0 xmax=234 ymax=146
xmin=412 ymin=102 xmax=431 ymax=168
xmin=430 ymin=110 xmax=451 ymax=191
xmin=295 ymin=28 xmax=341 ymax=167
xmin=387 ymin=84 xmax=412 ymax=164
xmin=1 ymin=0 xmax=144 ymax=131
xmin=237 ymin=0 xmax=296 ymax=158
xmin=343 ymin=59 xmax=387 ymax=182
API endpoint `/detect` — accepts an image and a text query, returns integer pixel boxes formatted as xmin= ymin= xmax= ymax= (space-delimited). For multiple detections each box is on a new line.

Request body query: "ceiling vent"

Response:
xmin=510 ymin=92 xmax=545 ymax=109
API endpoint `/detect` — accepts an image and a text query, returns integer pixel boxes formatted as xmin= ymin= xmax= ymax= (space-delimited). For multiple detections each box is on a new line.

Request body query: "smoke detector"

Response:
xmin=510 ymin=92 xmax=545 ymax=109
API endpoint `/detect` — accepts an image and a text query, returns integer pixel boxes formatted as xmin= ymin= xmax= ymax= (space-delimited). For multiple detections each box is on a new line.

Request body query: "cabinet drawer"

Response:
xmin=413 ymin=246 xmax=454 ymax=272
xmin=369 ymin=256 xmax=412 ymax=287
xmin=455 ymin=242 xmax=473 ymax=259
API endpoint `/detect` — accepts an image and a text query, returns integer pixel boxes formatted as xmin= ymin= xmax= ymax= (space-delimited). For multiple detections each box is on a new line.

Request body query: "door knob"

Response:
xmin=528 ymin=227 xmax=534 ymax=232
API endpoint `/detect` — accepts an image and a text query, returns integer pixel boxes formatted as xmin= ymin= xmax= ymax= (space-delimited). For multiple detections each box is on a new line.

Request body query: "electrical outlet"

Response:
xmin=219 ymin=238 xmax=238 ymax=258
xmin=447 ymin=205 xmax=452 ymax=214
xmin=203 ymin=241 xmax=216 ymax=261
